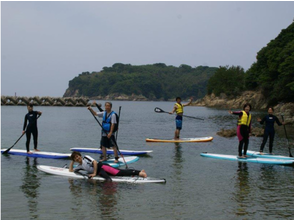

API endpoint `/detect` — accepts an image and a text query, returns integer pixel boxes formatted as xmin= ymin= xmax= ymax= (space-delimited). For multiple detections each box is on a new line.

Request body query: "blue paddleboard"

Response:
xmin=200 ymin=152 xmax=294 ymax=165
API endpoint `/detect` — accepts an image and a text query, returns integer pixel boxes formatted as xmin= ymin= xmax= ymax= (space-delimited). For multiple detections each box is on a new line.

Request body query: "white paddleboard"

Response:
xmin=146 ymin=137 xmax=213 ymax=143
xmin=37 ymin=165 xmax=166 ymax=183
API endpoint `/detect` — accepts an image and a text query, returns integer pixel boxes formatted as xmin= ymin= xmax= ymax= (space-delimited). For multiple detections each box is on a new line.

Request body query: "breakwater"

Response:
xmin=1 ymin=96 xmax=89 ymax=107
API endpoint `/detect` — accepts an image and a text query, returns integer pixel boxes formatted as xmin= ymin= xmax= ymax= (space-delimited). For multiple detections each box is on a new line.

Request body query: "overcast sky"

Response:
xmin=1 ymin=1 xmax=294 ymax=97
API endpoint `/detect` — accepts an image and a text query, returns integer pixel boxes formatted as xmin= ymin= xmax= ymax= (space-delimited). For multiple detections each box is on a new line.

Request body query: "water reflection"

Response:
xmin=233 ymin=162 xmax=250 ymax=217
xmin=68 ymin=178 xmax=118 ymax=220
xmin=20 ymin=157 xmax=40 ymax=219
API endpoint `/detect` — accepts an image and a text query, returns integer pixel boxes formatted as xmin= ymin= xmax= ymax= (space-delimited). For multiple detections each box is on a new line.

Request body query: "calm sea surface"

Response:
xmin=1 ymin=101 xmax=294 ymax=220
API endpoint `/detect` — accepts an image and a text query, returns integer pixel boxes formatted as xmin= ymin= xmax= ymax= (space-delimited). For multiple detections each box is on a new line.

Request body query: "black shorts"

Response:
xmin=100 ymin=136 xmax=116 ymax=149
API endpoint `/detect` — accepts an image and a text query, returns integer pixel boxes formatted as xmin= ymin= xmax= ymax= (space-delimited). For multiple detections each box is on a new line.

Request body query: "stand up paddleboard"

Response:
xmin=200 ymin=152 xmax=294 ymax=165
xmin=100 ymin=156 xmax=139 ymax=168
xmin=246 ymin=150 xmax=294 ymax=160
xmin=70 ymin=148 xmax=153 ymax=156
xmin=146 ymin=137 xmax=213 ymax=143
xmin=37 ymin=165 xmax=166 ymax=183
xmin=1 ymin=149 xmax=70 ymax=159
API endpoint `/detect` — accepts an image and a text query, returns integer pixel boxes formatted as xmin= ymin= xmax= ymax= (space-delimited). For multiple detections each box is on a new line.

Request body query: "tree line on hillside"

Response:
xmin=65 ymin=21 xmax=294 ymax=104
xmin=65 ymin=64 xmax=217 ymax=100
xmin=207 ymin=22 xmax=294 ymax=106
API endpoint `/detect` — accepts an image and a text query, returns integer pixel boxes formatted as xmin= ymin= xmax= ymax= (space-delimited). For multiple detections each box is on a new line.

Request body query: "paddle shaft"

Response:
xmin=2 ymin=114 xmax=41 ymax=154
xmin=115 ymin=106 xmax=121 ymax=141
xmin=155 ymin=107 xmax=204 ymax=120
xmin=281 ymin=115 xmax=293 ymax=157
xmin=88 ymin=108 xmax=128 ymax=168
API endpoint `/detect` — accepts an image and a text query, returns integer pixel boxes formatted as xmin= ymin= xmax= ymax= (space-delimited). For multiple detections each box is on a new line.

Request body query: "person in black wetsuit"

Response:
xmin=22 ymin=104 xmax=42 ymax=153
xmin=258 ymin=107 xmax=285 ymax=154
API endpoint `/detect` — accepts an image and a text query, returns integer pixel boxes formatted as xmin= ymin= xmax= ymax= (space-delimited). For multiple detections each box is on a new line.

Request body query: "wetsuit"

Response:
xmin=23 ymin=111 xmax=40 ymax=152
xmin=232 ymin=111 xmax=252 ymax=157
xmin=259 ymin=114 xmax=282 ymax=153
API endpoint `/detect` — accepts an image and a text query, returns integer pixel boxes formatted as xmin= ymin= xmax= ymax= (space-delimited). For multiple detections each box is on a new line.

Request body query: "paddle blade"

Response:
xmin=2 ymin=147 xmax=12 ymax=154
xmin=154 ymin=107 xmax=166 ymax=113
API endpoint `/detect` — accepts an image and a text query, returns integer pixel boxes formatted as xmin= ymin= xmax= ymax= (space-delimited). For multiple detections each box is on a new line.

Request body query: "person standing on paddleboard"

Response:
xmin=69 ymin=151 xmax=147 ymax=181
xmin=22 ymin=103 xmax=42 ymax=154
xmin=257 ymin=107 xmax=285 ymax=154
xmin=88 ymin=102 xmax=119 ymax=163
xmin=229 ymin=103 xmax=252 ymax=158
xmin=169 ymin=97 xmax=193 ymax=140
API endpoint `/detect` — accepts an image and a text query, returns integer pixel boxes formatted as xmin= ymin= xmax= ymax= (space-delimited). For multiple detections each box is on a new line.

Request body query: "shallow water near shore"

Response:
xmin=2 ymin=101 xmax=294 ymax=219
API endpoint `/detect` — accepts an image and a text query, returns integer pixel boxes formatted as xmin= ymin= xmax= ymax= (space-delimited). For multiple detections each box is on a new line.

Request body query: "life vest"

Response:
xmin=175 ymin=103 xmax=183 ymax=114
xmin=102 ymin=111 xmax=118 ymax=132
xmin=238 ymin=110 xmax=251 ymax=126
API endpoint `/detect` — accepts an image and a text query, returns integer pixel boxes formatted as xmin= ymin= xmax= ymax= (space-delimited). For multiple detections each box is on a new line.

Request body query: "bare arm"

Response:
xmin=87 ymin=106 xmax=98 ymax=116
xmin=183 ymin=97 xmax=193 ymax=107
xmin=89 ymin=160 xmax=98 ymax=178
xmin=69 ymin=161 xmax=74 ymax=172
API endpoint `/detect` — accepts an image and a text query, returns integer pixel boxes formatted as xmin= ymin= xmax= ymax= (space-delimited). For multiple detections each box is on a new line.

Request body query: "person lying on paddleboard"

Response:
xmin=257 ymin=107 xmax=285 ymax=154
xmin=23 ymin=103 xmax=42 ymax=154
xmin=169 ymin=97 xmax=193 ymax=140
xmin=229 ymin=103 xmax=252 ymax=159
xmin=69 ymin=151 xmax=147 ymax=181
xmin=88 ymin=102 xmax=119 ymax=163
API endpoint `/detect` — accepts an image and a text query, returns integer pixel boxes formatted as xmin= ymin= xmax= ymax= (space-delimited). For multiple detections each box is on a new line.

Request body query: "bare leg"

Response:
xmin=100 ymin=146 xmax=107 ymax=161
xmin=113 ymin=146 xmax=119 ymax=163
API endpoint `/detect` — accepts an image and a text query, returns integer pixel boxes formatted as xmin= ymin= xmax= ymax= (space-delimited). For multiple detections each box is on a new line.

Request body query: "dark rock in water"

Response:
xmin=217 ymin=127 xmax=264 ymax=138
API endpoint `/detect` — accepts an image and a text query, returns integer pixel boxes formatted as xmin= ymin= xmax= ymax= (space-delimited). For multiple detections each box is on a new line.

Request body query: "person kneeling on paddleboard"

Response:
xmin=69 ymin=151 xmax=147 ymax=181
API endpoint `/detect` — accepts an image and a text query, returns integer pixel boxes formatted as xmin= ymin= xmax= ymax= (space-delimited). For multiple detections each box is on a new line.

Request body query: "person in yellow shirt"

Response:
xmin=169 ymin=97 xmax=193 ymax=139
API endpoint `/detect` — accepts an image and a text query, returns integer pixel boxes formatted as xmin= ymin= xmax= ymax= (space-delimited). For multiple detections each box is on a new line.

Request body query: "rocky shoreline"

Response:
xmin=193 ymin=91 xmax=294 ymax=125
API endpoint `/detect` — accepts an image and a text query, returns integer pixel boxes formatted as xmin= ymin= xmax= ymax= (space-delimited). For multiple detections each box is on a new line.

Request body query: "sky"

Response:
xmin=1 ymin=1 xmax=294 ymax=97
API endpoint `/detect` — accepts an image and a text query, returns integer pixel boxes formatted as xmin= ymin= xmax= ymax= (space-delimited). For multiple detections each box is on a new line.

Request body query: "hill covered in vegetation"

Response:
xmin=207 ymin=21 xmax=294 ymax=106
xmin=64 ymin=64 xmax=217 ymax=100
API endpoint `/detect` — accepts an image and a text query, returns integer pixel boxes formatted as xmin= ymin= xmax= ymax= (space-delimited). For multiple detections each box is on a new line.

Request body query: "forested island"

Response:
xmin=63 ymin=64 xmax=217 ymax=101
xmin=64 ymin=21 xmax=294 ymax=108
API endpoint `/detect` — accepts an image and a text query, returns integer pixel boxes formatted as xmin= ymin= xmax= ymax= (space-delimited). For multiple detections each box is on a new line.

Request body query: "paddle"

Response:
xmin=154 ymin=107 xmax=204 ymax=120
xmin=281 ymin=114 xmax=293 ymax=157
xmin=115 ymin=106 xmax=121 ymax=141
xmin=87 ymin=108 xmax=129 ymax=168
xmin=2 ymin=114 xmax=41 ymax=154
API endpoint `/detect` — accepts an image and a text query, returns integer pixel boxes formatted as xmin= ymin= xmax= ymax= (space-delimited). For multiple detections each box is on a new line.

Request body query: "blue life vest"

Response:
xmin=102 ymin=111 xmax=118 ymax=132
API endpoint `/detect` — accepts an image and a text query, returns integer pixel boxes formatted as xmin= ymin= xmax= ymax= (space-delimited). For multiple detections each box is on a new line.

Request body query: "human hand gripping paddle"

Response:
xmin=154 ymin=107 xmax=204 ymax=120
xmin=281 ymin=114 xmax=293 ymax=157
xmin=2 ymin=114 xmax=41 ymax=154
xmin=87 ymin=107 xmax=128 ymax=168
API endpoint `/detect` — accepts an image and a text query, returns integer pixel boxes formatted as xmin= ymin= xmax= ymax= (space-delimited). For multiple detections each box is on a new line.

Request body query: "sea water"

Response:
xmin=1 ymin=101 xmax=294 ymax=219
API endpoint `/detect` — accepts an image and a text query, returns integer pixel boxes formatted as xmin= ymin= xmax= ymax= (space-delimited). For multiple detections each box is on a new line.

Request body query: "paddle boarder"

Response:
xmin=257 ymin=107 xmax=285 ymax=154
xmin=69 ymin=151 xmax=147 ymax=181
xmin=229 ymin=103 xmax=252 ymax=158
xmin=22 ymin=103 xmax=42 ymax=154
xmin=169 ymin=97 xmax=193 ymax=139
xmin=88 ymin=102 xmax=119 ymax=163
